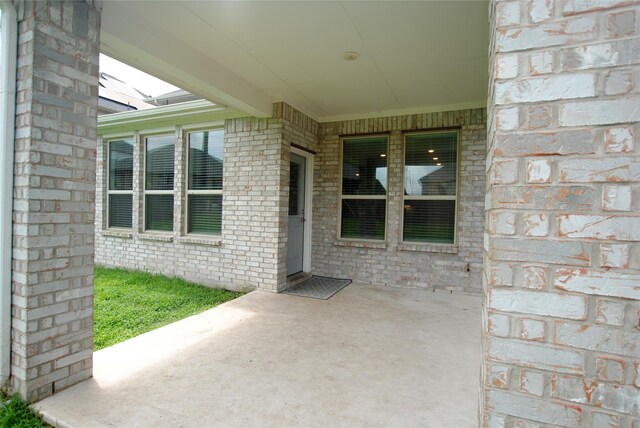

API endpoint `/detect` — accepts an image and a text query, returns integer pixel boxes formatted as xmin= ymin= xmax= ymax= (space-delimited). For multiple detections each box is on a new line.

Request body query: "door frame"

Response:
xmin=290 ymin=147 xmax=313 ymax=273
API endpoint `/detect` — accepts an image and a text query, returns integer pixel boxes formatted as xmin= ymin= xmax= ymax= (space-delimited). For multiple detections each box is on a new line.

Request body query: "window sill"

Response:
xmin=102 ymin=229 xmax=133 ymax=239
xmin=139 ymin=233 xmax=173 ymax=242
xmin=178 ymin=236 xmax=222 ymax=247
xmin=334 ymin=240 xmax=386 ymax=250
xmin=398 ymin=242 xmax=458 ymax=254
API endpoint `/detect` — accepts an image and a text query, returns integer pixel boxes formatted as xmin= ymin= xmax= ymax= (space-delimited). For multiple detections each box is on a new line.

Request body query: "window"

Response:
xmin=340 ymin=136 xmax=388 ymax=240
xmin=187 ymin=129 xmax=223 ymax=235
xmin=107 ymin=138 xmax=134 ymax=228
xmin=144 ymin=134 xmax=174 ymax=231
xmin=403 ymin=132 xmax=458 ymax=244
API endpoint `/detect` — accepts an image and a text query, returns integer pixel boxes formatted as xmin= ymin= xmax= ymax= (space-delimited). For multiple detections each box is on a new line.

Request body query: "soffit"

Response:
xmin=101 ymin=1 xmax=489 ymax=122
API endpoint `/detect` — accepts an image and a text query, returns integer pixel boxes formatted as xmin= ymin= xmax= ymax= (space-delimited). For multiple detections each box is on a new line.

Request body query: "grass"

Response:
xmin=0 ymin=393 xmax=48 ymax=427
xmin=94 ymin=267 xmax=243 ymax=350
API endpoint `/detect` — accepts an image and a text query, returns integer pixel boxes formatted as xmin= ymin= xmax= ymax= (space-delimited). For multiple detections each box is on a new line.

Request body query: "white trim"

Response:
xmin=0 ymin=0 xmax=17 ymax=388
xmin=100 ymin=100 xmax=226 ymax=125
xmin=101 ymin=131 xmax=135 ymax=141
xmin=182 ymin=121 xmax=226 ymax=131
xmin=338 ymin=135 xmax=390 ymax=242
xmin=401 ymin=130 xmax=461 ymax=245
xmin=291 ymin=147 xmax=314 ymax=273
xmin=98 ymin=100 xmax=244 ymax=136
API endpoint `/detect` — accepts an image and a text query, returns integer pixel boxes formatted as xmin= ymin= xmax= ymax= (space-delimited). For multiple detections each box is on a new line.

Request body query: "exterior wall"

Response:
xmin=312 ymin=109 xmax=486 ymax=293
xmin=96 ymin=118 xmax=284 ymax=292
xmin=96 ymin=103 xmax=318 ymax=292
xmin=482 ymin=1 xmax=640 ymax=426
xmin=276 ymin=103 xmax=319 ymax=282
xmin=11 ymin=0 xmax=101 ymax=400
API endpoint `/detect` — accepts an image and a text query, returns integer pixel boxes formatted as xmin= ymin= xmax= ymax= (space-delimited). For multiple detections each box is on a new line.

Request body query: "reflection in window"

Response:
xmin=403 ymin=132 xmax=458 ymax=244
xmin=145 ymin=135 xmax=175 ymax=231
xmin=340 ymin=136 xmax=388 ymax=240
xmin=107 ymin=139 xmax=134 ymax=228
xmin=187 ymin=129 xmax=223 ymax=235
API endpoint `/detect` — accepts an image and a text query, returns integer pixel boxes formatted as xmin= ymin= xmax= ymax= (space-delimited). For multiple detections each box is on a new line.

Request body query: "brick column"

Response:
xmin=482 ymin=1 xmax=640 ymax=426
xmin=11 ymin=0 xmax=101 ymax=401
xmin=223 ymin=115 xmax=287 ymax=292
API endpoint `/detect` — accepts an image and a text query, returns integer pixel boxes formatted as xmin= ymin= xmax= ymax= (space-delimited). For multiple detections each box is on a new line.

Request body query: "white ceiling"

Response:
xmin=101 ymin=1 xmax=489 ymax=122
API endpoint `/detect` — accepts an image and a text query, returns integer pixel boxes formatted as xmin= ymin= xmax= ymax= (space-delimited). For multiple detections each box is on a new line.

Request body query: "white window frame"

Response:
xmin=401 ymin=130 xmax=460 ymax=245
xmin=143 ymin=133 xmax=175 ymax=233
xmin=338 ymin=134 xmax=390 ymax=242
xmin=106 ymin=137 xmax=134 ymax=230
xmin=185 ymin=128 xmax=224 ymax=236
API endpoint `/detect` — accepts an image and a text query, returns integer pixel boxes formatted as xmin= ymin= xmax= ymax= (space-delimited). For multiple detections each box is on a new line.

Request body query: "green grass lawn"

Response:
xmin=0 ymin=393 xmax=48 ymax=427
xmin=94 ymin=267 xmax=243 ymax=350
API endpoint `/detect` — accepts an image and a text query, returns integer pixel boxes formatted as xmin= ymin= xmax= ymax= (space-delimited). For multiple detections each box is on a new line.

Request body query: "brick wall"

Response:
xmin=11 ymin=0 xmax=101 ymax=401
xmin=482 ymin=1 xmax=640 ymax=426
xmin=97 ymin=104 xmax=485 ymax=294
xmin=312 ymin=109 xmax=486 ymax=293
xmin=96 ymin=103 xmax=319 ymax=292
xmin=96 ymin=118 xmax=284 ymax=291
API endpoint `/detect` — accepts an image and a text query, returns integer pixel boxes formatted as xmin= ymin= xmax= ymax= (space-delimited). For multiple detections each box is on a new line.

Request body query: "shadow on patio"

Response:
xmin=36 ymin=284 xmax=481 ymax=427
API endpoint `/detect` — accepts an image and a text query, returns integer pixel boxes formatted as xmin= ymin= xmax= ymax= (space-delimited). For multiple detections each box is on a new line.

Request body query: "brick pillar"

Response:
xmin=482 ymin=1 xmax=640 ymax=426
xmin=11 ymin=0 xmax=101 ymax=401
xmin=223 ymin=113 xmax=287 ymax=292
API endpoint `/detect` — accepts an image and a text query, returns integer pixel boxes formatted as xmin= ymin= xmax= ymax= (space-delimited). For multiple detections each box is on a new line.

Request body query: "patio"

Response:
xmin=36 ymin=284 xmax=481 ymax=427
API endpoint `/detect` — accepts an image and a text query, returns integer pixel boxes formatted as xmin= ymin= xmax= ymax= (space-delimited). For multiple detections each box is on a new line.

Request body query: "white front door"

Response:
xmin=287 ymin=153 xmax=306 ymax=276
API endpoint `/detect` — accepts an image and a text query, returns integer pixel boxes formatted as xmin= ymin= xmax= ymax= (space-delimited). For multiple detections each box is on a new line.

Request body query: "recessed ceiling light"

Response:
xmin=433 ymin=157 xmax=438 ymax=160
xmin=342 ymin=51 xmax=360 ymax=61
xmin=436 ymin=163 xmax=442 ymax=166
xmin=428 ymin=149 xmax=435 ymax=153
xmin=355 ymin=173 xmax=360 ymax=176
xmin=380 ymin=154 xmax=386 ymax=157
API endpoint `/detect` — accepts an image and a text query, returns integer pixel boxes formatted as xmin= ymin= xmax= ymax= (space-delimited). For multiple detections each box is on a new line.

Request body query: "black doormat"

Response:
xmin=283 ymin=275 xmax=352 ymax=300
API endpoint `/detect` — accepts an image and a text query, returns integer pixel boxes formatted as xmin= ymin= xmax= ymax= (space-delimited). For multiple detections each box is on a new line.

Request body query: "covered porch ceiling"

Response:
xmin=101 ymin=1 xmax=489 ymax=122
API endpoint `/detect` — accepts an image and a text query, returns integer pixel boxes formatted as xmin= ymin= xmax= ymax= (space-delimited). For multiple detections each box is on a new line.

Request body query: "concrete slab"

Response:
xmin=36 ymin=284 xmax=482 ymax=427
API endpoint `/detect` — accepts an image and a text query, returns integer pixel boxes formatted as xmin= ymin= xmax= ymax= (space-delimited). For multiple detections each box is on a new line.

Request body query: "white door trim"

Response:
xmin=291 ymin=147 xmax=313 ymax=273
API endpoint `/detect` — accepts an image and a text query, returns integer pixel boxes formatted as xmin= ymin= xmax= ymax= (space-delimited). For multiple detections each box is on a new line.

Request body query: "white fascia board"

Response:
xmin=98 ymin=100 xmax=246 ymax=135
xmin=100 ymin=3 xmax=273 ymax=118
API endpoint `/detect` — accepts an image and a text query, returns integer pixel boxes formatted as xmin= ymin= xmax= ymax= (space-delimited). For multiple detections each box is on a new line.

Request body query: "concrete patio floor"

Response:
xmin=36 ymin=283 xmax=482 ymax=427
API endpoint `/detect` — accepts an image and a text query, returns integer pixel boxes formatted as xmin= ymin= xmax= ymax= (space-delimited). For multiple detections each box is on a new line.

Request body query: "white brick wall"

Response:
xmin=482 ymin=1 xmax=640 ymax=425
xmin=96 ymin=103 xmax=319 ymax=293
xmin=96 ymin=106 xmax=485 ymax=295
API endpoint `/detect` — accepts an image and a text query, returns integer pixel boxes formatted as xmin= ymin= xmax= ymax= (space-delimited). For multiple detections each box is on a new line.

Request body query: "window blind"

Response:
xmin=108 ymin=194 xmax=132 ymax=228
xmin=187 ymin=129 xmax=224 ymax=235
xmin=188 ymin=129 xmax=223 ymax=191
xmin=188 ymin=194 xmax=222 ymax=235
xmin=145 ymin=194 xmax=173 ymax=231
xmin=145 ymin=135 xmax=174 ymax=232
xmin=107 ymin=138 xmax=134 ymax=229
xmin=403 ymin=132 xmax=458 ymax=244
xmin=146 ymin=135 xmax=175 ymax=191
xmin=341 ymin=136 xmax=388 ymax=240
xmin=109 ymin=139 xmax=133 ymax=191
